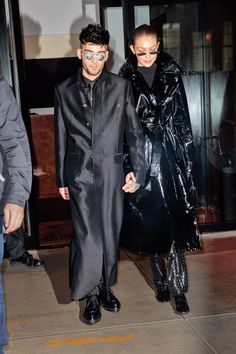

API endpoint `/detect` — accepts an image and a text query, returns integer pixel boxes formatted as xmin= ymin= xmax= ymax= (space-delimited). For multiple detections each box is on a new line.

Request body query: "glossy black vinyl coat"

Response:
xmin=119 ymin=52 xmax=201 ymax=254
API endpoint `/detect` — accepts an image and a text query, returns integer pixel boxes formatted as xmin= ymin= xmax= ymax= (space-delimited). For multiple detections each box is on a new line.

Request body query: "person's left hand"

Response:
xmin=4 ymin=203 xmax=24 ymax=233
xmin=122 ymin=172 xmax=140 ymax=193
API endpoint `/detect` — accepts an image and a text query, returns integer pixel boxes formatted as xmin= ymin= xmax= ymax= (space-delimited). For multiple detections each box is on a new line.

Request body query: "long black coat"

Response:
xmin=119 ymin=52 xmax=201 ymax=254
xmin=54 ymin=69 xmax=146 ymax=299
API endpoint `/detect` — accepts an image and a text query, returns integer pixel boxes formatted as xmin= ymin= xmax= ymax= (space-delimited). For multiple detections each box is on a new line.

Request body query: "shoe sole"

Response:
xmin=156 ymin=296 xmax=170 ymax=303
xmin=175 ymin=307 xmax=190 ymax=315
xmin=173 ymin=305 xmax=190 ymax=315
xmin=83 ymin=316 xmax=102 ymax=325
xmin=10 ymin=262 xmax=44 ymax=268
xmin=102 ymin=304 xmax=120 ymax=313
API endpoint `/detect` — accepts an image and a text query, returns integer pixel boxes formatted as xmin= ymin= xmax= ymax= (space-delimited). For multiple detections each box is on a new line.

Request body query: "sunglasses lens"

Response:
xmin=85 ymin=52 xmax=93 ymax=60
xmin=84 ymin=52 xmax=105 ymax=61
xmin=137 ymin=51 xmax=158 ymax=57
xmin=97 ymin=54 xmax=105 ymax=61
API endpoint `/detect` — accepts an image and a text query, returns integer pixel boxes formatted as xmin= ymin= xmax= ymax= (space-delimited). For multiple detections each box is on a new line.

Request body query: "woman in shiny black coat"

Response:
xmin=119 ymin=24 xmax=201 ymax=314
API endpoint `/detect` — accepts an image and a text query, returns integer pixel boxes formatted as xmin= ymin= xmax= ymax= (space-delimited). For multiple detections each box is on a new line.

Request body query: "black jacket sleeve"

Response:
xmin=124 ymin=81 xmax=147 ymax=186
xmin=54 ymin=87 xmax=68 ymax=187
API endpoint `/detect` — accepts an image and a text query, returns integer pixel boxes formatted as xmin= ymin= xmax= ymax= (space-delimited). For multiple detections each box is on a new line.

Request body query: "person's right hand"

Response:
xmin=4 ymin=203 xmax=24 ymax=233
xmin=122 ymin=172 xmax=140 ymax=193
xmin=59 ymin=187 xmax=70 ymax=200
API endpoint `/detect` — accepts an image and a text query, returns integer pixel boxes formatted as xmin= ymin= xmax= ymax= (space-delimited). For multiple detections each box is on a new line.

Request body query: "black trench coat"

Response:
xmin=54 ymin=69 xmax=146 ymax=300
xmin=119 ymin=52 xmax=201 ymax=254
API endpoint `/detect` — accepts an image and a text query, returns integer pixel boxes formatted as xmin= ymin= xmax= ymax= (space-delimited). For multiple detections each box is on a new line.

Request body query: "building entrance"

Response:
xmin=101 ymin=0 xmax=236 ymax=231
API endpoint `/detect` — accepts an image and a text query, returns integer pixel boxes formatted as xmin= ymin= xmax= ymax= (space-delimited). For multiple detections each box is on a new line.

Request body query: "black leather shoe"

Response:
xmin=100 ymin=288 xmax=121 ymax=312
xmin=83 ymin=294 xmax=101 ymax=325
xmin=10 ymin=251 xmax=44 ymax=268
xmin=174 ymin=294 xmax=190 ymax=314
xmin=156 ymin=283 xmax=170 ymax=303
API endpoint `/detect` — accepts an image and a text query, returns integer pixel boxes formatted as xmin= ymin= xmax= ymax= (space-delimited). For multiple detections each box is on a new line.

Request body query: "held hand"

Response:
xmin=59 ymin=187 xmax=70 ymax=200
xmin=4 ymin=203 xmax=24 ymax=233
xmin=122 ymin=172 xmax=140 ymax=193
xmin=125 ymin=172 xmax=136 ymax=184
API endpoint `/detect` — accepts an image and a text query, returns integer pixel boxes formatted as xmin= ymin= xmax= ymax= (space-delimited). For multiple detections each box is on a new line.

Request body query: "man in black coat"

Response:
xmin=54 ymin=24 xmax=146 ymax=325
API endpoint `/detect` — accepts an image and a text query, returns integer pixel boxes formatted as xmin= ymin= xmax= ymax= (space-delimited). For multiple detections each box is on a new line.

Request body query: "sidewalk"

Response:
xmin=3 ymin=231 xmax=236 ymax=353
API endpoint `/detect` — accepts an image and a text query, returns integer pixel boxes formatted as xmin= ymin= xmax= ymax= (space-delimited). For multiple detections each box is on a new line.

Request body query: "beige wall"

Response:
xmin=19 ymin=0 xmax=100 ymax=59
xmin=23 ymin=34 xmax=81 ymax=59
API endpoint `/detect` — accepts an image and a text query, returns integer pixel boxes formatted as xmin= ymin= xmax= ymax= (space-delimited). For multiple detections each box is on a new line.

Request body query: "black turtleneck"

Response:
xmin=137 ymin=63 xmax=157 ymax=88
xmin=83 ymin=76 xmax=96 ymax=90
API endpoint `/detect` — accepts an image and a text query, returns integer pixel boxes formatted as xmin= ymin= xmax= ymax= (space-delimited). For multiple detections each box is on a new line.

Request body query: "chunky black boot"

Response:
xmin=100 ymin=286 xmax=121 ymax=312
xmin=155 ymin=282 xmax=170 ymax=302
xmin=149 ymin=253 xmax=170 ymax=303
xmin=83 ymin=291 xmax=101 ymax=325
xmin=174 ymin=294 xmax=190 ymax=314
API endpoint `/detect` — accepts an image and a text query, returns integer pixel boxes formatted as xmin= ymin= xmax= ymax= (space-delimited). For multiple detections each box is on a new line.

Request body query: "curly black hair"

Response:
xmin=79 ymin=24 xmax=110 ymax=46
xmin=131 ymin=24 xmax=158 ymax=44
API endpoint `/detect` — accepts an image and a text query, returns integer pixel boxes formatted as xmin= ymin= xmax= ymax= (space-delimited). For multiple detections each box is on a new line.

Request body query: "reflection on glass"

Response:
xmin=163 ymin=23 xmax=180 ymax=62
xmin=149 ymin=1 xmax=236 ymax=226
xmin=192 ymin=31 xmax=213 ymax=71
xmin=223 ymin=21 xmax=232 ymax=71
xmin=134 ymin=6 xmax=150 ymax=27
xmin=112 ymin=0 xmax=236 ymax=227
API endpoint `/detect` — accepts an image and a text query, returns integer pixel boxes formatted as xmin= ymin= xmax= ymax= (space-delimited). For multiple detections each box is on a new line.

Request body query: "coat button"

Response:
xmin=90 ymin=154 xmax=92 ymax=159
xmin=83 ymin=103 xmax=88 ymax=107
xmin=86 ymin=122 xmax=90 ymax=126
xmin=90 ymin=172 xmax=93 ymax=177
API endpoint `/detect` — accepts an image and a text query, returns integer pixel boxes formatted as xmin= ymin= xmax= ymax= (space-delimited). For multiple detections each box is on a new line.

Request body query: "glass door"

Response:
xmin=147 ymin=2 xmax=210 ymax=225
xmin=203 ymin=1 xmax=236 ymax=227
xmin=100 ymin=0 xmax=236 ymax=230
xmin=136 ymin=1 xmax=236 ymax=229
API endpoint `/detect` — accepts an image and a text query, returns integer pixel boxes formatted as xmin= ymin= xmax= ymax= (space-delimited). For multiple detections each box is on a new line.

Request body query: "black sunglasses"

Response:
xmin=136 ymin=50 xmax=158 ymax=57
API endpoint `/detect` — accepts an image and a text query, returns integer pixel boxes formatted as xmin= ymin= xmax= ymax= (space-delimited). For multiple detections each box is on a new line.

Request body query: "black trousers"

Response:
xmin=5 ymin=227 xmax=25 ymax=259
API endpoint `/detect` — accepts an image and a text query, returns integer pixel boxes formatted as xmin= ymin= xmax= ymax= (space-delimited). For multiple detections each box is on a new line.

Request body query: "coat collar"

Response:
xmin=74 ymin=67 xmax=111 ymax=90
xmin=119 ymin=51 xmax=182 ymax=107
xmin=64 ymin=66 xmax=112 ymax=92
